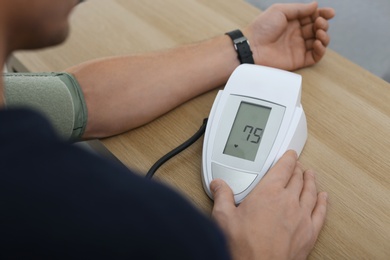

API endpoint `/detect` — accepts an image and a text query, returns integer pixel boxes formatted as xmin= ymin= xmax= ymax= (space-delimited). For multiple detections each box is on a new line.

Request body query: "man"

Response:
xmin=0 ymin=0 xmax=334 ymax=259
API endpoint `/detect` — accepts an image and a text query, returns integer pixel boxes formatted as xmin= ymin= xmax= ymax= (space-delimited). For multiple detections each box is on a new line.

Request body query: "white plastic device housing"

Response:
xmin=201 ymin=64 xmax=307 ymax=204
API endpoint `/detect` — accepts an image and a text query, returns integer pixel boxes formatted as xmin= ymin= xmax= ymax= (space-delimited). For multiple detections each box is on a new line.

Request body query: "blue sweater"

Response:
xmin=0 ymin=108 xmax=230 ymax=259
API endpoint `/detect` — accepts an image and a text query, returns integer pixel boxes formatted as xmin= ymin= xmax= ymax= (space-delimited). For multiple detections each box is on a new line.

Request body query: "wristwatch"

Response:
xmin=226 ymin=30 xmax=254 ymax=64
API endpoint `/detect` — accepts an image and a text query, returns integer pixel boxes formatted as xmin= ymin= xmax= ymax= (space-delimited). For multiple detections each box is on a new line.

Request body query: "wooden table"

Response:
xmin=8 ymin=0 xmax=390 ymax=258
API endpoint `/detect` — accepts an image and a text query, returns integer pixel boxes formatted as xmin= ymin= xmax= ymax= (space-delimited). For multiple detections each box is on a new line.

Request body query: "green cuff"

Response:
xmin=4 ymin=72 xmax=88 ymax=141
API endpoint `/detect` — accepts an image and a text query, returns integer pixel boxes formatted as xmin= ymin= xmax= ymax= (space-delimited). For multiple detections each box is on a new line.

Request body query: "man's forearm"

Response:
xmin=66 ymin=34 xmax=240 ymax=139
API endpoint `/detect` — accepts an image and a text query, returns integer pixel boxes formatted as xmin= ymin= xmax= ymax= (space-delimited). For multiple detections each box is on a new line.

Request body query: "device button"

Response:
xmin=212 ymin=162 xmax=257 ymax=195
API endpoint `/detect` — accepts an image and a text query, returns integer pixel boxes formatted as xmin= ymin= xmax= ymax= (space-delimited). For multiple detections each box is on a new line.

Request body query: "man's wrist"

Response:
xmin=225 ymin=29 xmax=254 ymax=64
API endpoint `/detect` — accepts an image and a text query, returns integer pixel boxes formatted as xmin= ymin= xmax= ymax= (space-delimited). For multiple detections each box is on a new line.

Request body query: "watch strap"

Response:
xmin=226 ymin=30 xmax=254 ymax=64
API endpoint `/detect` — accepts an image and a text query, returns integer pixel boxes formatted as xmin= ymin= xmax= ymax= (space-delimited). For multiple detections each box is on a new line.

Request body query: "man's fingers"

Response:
xmin=300 ymin=6 xmax=333 ymax=36
xmin=305 ymin=39 xmax=326 ymax=65
xmin=300 ymin=16 xmax=314 ymax=27
xmin=261 ymin=150 xmax=298 ymax=188
xmin=286 ymin=161 xmax=304 ymax=196
xmin=210 ymin=179 xmax=236 ymax=220
xmin=300 ymin=170 xmax=318 ymax=211
xmin=275 ymin=2 xmax=318 ymax=21
xmin=302 ymin=18 xmax=329 ymax=41
xmin=273 ymin=1 xmax=334 ymax=22
xmin=316 ymin=29 xmax=330 ymax=47
xmin=311 ymin=191 xmax=328 ymax=238
xmin=314 ymin=17 xmax=330 ymax=32
xmin=318 ymin=7 xmax=336 ymax=20
xmin=300 ymin=171 xmax=328 ymax=242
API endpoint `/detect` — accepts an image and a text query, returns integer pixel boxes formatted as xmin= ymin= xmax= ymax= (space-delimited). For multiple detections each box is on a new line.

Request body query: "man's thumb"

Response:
xmin=210 ymin=179 xmax=236 ymax=210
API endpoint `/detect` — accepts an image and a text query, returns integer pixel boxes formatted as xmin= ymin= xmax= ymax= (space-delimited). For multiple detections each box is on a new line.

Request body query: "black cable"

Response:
xmin=145 ymin=118 xmax=208 ymax=179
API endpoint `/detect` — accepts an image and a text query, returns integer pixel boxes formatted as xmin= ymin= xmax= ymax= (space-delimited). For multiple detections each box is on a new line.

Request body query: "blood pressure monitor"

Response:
xmin=201 ymin=64 xmax=307 ymax=204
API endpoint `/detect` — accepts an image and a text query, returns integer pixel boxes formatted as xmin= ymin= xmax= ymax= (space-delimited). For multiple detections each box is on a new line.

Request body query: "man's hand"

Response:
xmin=244 ymin=2 xmax=335 ymax=70
xmin=211 ymin=150 xmax=328 ymax=260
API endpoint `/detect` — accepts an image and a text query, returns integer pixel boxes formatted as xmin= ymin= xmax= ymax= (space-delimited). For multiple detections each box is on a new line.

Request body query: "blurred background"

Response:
xmin=246 ymin=0 xmax=390 ymax=82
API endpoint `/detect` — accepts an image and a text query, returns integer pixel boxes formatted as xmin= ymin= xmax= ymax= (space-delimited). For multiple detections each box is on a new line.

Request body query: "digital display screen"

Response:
xmin=223 ymin=102 xmax=271 ymax=161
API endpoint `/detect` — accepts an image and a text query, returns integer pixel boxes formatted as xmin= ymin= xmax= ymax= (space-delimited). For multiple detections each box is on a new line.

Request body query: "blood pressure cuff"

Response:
xmin=4 ymin=72 xmax=87 ymax=141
